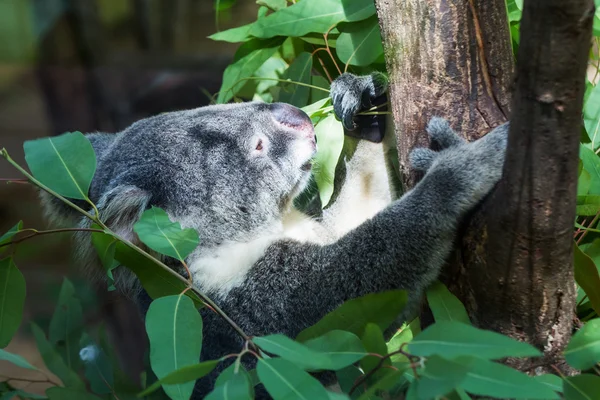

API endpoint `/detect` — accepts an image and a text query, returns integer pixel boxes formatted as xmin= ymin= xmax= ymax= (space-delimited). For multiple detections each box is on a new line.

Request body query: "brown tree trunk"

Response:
xmin=375 ymin=0 xmax=594 ymax=371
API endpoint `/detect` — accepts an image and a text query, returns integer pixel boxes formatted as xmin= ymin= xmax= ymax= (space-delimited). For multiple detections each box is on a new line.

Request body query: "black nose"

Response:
xmin=269 ymin=103 xmax=312 ymax=129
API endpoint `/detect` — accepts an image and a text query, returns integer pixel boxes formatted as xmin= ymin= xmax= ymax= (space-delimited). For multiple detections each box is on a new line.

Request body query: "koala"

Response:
xmin=40 ymin=73 xmax=508 ymax=398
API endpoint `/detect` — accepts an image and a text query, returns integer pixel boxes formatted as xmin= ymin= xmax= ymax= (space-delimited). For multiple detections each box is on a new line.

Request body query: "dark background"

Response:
xmin=0 ymin=0 xmax=256 ymax=392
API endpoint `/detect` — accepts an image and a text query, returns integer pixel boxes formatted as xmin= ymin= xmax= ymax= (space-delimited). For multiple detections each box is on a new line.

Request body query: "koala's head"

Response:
xmin=80 ymin=101 xmax=317 ymax=248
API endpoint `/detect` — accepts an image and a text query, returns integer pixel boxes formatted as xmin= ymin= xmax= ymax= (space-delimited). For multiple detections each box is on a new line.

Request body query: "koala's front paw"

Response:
xmin=330 ymin=72 xmax=388 ymax=142
xmin=410 ymin=118 xmax=509 ymax=209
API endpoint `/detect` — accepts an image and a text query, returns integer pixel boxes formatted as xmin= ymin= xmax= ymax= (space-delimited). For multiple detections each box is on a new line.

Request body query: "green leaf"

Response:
xmin=576 ymin=195 xmax=600 ymax=216
xmin=146 ymin=294 xmax=203 ymax=400
xmin=336 ymin=365 xmax=364 ymax=397
xmin=564 ymin=318 xmax=600 ymax=370
xmin=532 ymin=374 xmax=563 ymax=394
xmin=112 ymin=240 xmax=204 ymax=307
xmin=303 ymin=330 xmax=367 ymax=370
xmin=138 ymin=360 xmax=219 ymax=397
xmin=91 ymin=230 xmax=119 ymax=291
xmin=24 ymin=131 xmax=96 ymax=200
xmin=1 ymin=389 xmax=46 ymax=400
xmin=134 ymin=206 xmax=199 ymax=261
xmin=46 ymin=387 xmax=102 ymax=400
xmin=0 ymin=221 xmax=22 ymax=246
xmin=215 ymin=363 xmax=255 ymax=398
xmin=579 ymin=145 xmax=600 ymax=194
xmin=584 ymin=83 xmax=600 ymax=150
xmin=255 ymin=331 xmax=365 ymax=371
xmin=578 ymin=163 xmax=592 ymax=196
xmin=409 ymin=321 xmax=542 ymax=359
xmin=250 ymin=0 xmax=375 ymax=39
xmin=356 ymin=370 xmax=405 ymax=400
xmin=0 ymin=349 xmax=38 ymax=370
xmin=456 ymin=357 xmax=559 ymax=399
xmin=340 ymin=0 xmax=376 ymax=21
xmin=278 ymin=52 xmax=313 ymax=107
xmin=386 ymin=318 xmax=420 ymax=363
xmin=217 ymin=38 xmax=284 ymax=104
xmin=419 ymin=356 xmax=469 ymax=399
xmin=254 ymin=334 xmax=329 ymax=368
xmin=257 ymin=357 xmax=330 ymax=400
xmin=257 ymin=0 xmax=288 ymax=11
xmin=312 ymin=115 xmax=345 ymax=207
xmin=574 ymin=242 xmax=600 ymax=315
xmin=563 ymin=374 xmax=600 ymax=400
xmin=31 ymin=323 xmax=84 ymax=388
xmin=336 ymin=17 xmax=383 ymax=67
xmin=48 ymin=278 xmax=83 ymax=371
xmin=209 ymin=23 xmax=253 ymax=43
xmin=302 ymin=98 xmax=332 ymax=120
xmin=0 ymin=257 xmax=26 ymax=347
xmin=297 ymin=290 xmax=407 ymax=342
xmin=80 ymin=334 xmax=114 ymax=395
xmin=206 ymin=368 xmax=252 ymax=400
xmin=426 ymin=281 xmax=471 ymax=324
xmin=360 ymin=323 xmax=389 ymax=375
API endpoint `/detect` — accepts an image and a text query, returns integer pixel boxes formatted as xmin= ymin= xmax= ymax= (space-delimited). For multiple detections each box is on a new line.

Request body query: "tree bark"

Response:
xmin=375 ymin=0 xmax=594 ymax=371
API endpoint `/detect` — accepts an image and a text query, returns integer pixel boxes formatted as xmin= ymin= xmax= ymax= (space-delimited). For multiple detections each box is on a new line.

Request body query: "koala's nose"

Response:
xmin=269 ymin=103 xmax=314 ymax=138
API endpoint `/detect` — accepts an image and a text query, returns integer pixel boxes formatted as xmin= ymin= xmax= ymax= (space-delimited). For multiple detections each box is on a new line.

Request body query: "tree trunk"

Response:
xmin=375 ymin=0 xmax=594 ymax=371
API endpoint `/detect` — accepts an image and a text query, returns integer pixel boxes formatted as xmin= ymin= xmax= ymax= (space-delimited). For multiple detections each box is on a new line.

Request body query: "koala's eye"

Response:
xmin=255 ymin=139 xmax=264 ymax=151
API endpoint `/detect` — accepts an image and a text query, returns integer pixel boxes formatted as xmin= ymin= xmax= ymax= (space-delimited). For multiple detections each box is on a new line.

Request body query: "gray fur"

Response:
xmin=40 ymin=73 xmax=508 ymax=399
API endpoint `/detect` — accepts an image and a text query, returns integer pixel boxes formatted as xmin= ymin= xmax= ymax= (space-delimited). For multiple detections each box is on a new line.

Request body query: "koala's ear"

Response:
xmin=96 ymin=185 xmax=151 ymax=243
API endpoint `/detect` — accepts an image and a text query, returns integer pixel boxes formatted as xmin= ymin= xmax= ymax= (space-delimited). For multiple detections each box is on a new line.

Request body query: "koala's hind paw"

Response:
xmin=426 ymin=117 xmax=465 ymax=149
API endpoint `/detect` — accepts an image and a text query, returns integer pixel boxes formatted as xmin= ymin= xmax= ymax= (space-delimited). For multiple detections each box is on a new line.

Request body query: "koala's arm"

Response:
xmin=220 ymin=118 xmax=508 ymax=338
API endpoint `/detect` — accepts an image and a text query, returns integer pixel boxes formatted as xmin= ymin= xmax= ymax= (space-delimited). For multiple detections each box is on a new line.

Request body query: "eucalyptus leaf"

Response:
xmin=336 ymin=17 xmax=383 ymax=67
xmin=146 ymin=294 xmax=204 ymax=400
xmin=387 ymin=318 xmax=420 ymax=363
xmin=409 ymin=321 xmax=541 ymax=359
xmin=303 ymin=330 xmax=367 ymax=370
xmin=91 ymin=230 xmax=119 ymax=291
xmin=139 ymin=360 xmax=219 ymax=397
xmin=426 ymin=281 xmax=471 ymax=324
xmin=312 ymin=115 xmax=345 ymax=207
xmin=564 ymin=318 xmax=600 ymax=370
xmin=257 ymin=357 xmax=330 ymax=400
xmin=215 ymin=363 xmax=255 ymax=398
xmin=297 ymin=290 xmax=407 ymax=342
xmin=574 ymin=242 xmax=600 ymax=315
xmin=0 ymin=349 xmax=38 ymax=370
xmin=80 ymin=334 xmax=114 ymax=395
xmin=579 ymin=145 xmax=600 ymax=194
xmin=217 ymin=38 xmax=284 ymax=104
xmin=113 ymin=240 xmax=203 ymax=307
xmin=419 ymin=356 xmax=469 ymax=399
xmin=279 ymin=52 xmax=313 ymax=107
xmin=356 ymin=369 xmax=405 ymax=400
xmin=209 ymin=23 xmax=253 ymax=43
xmin=206 ymin=369 xmax=252 ymax=400
xmin=31 ymin=323 xmax=84 ymax=388
xmin=48 ymin=278 xmax=83 ymax=371
xmin=359 ymin=323 xmax=389 ymax=375
xmin=0 ymin=257 xmax=26 ymax=347
xmin=24 ymin=132 xmax=96 ymax=200
xmin=250 ymin=0 xmax=375 ymax=39
xmin=455 ymin=357 xmax=559 ymax=399
xmin=563 ymin=374 xmax=600 ymax=400
xmin=134 ymin=206 xmax=199 ymax=261
xmin=0 ymin=221 xmax=22 ymax=246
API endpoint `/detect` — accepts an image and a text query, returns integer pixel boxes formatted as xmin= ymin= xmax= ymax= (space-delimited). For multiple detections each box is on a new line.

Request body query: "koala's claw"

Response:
xmin=426 ymin=117 xmax=465 ymax=149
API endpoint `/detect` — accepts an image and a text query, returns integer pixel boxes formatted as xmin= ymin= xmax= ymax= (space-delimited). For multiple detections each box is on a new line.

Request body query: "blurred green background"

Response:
xmin=0 ymin=0 xmax=254 ymax=394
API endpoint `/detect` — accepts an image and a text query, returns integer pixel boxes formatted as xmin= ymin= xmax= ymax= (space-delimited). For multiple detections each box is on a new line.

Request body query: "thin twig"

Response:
xmin=0 ymin=228 xmax=105 ymax=249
